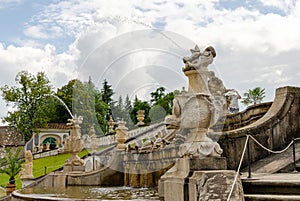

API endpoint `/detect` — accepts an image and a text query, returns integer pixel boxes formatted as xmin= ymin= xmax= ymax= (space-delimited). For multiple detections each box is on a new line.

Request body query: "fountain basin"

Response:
xmin=12 ymin=186 xmax=162 ymax=201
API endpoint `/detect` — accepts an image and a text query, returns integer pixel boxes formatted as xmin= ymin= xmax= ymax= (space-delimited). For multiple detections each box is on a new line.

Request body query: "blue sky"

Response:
xmin=0 ymin=0 xmax=300 ymax=123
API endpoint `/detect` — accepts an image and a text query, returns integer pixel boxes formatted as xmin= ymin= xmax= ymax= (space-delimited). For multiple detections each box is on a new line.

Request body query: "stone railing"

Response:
xmin=213 ymin=102 xmax=272 ymax=132
xmin=98 ymin=122 xmax=163 ymax=146
xmin=33 ymin=149 xmax=61 ymax=159
xmin=219 ymin=86 xmax=300 ymax=170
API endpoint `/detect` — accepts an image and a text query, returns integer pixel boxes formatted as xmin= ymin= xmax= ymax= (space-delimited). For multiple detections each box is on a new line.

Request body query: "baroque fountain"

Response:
xmin=10 ymin=45 xmax=245 ymax=201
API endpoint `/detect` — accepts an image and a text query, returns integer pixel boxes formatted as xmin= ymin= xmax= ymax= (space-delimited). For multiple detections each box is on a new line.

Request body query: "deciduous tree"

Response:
xmin=1 ymin=71 xmax=53 ymax=142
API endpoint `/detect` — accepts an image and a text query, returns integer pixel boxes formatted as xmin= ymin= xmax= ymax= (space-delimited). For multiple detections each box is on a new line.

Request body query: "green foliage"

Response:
xmin=130 ymin=98 xmax=151 ymax=125
xmin=32 ymin=149 xmax=89 ymax=178
xmin=101 ymin=79 xmax=114 ymax=105
xmin=149 ymin=87 xmax=178 ymax=120
xmin=51 ymin=79 xmax=77 ymax=123
xmin=0 ymin=147 xmax=24 ymax=184
xmin=50 ymin=79 xmax=108 ymax=135
xmin=1 ymin=71 xmax=53 ymax=142
xmin=149 ymin=105 xmax=166 ymax=122
xmin=241 ymin=87 xmax=266 ymax=106
xmin=150 ymin=87 xmax=166 ymax=103
xmin=111 ymin=95 xmax=134 ymax=128
xmin=0 ymin=149 xmax=90 ymax=189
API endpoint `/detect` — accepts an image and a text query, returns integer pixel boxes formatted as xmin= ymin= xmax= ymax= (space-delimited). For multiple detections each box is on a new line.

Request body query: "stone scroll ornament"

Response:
xmin=165 ymin=45 xmax=225 ymax=158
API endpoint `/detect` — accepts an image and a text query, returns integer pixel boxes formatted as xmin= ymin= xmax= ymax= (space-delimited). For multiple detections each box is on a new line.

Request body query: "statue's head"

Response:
xmin=198 ymin=46 xmax=216 ymax=68
xmin=183 ymin=45 xmax=201 ymax=64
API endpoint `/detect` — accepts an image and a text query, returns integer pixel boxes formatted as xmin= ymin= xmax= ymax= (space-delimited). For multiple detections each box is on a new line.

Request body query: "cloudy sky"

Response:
xmin=1 ymin=0 xmax=300 ymax=124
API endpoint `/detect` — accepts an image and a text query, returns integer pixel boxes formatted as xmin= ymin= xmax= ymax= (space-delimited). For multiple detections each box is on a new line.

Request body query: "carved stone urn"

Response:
xmin=116 ymin=121 xmax=128 ymax=150
xmin=136 ymin=110 xmax=145 ymax=126
xmin=107 ymin=115 xmax=115 ymax=134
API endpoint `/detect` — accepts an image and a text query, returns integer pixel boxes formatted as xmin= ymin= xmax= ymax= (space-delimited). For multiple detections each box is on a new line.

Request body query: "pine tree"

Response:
xmin=101 ymin=79 xmax=114 ymax=105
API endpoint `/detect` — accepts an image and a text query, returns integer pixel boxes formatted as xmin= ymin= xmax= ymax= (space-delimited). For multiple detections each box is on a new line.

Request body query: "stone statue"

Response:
xmin=20 ymin=150 xmax=34 ymax=179
xmin=159 ymin=45 xmax=244 ymax=201
xmin=46 ymin=142 xmax=50 ymax=150
xmin=165 ymin=45 xmax=224 ymax=158
xmin=64 ymin=115 xmax=85 ymax=172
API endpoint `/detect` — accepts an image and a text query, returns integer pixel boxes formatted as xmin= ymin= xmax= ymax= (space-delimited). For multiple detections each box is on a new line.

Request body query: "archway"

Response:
xmin=42 ymin=137 xmax=57 ymax=149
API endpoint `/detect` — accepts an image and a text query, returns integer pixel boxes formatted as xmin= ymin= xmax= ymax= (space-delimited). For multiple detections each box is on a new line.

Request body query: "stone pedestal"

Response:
xmin=158 ymin=156 xmax=190 ymax=200
xmin=159 ymin=156 xmax=245 ymax=201
xmin=188 ymin=170 xmax=244 ymax=201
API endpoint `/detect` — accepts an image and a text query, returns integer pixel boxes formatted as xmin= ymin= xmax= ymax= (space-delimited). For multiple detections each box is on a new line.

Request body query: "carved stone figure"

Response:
xmin=64 ymin=115 xmax=84 ymax=172
xmin=165 ymin=45 xmax=223 ymax=158
xmin=20 ymin=150 xmax=34 ymax=179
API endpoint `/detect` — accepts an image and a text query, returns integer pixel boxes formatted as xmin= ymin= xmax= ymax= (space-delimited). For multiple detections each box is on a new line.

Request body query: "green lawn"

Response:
xmin=0 ymin=149 xmax=89 ymax=189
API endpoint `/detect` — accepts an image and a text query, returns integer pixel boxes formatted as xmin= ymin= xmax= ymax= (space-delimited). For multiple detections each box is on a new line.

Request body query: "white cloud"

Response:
xmin=0 ymin=43 xmax=77 ymax=88
xmin=1 ymin=0 xmax=300 ymax=122
xmin=24 ymin=25 xmax=49 ymax=39
xmin=0 ymin=0 xmax=24 ymax=9
xmin=259 ymin=0 xmax=296 ymax=12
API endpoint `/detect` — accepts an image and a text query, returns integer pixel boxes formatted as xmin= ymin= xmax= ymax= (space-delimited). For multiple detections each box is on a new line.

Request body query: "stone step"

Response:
xmin=243 ymin=179 xmax=300 ymax=195
xmin=245 ymin=194 xmax=300 ymax=201
xmin=242 ymin=173 xmax=300 ymax=196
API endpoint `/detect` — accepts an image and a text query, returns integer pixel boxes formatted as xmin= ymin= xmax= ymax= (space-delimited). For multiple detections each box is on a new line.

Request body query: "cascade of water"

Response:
xmin=44 ymin=94 xmax=73 ymax=118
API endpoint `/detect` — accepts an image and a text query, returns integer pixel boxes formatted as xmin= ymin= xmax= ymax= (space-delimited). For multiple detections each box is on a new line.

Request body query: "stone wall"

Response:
xmin=214 ymin=102 xmax=272 ymax=131
xmin=219 ymin=86 xmax=300 ymax=170
xmin=123 ymin=144 xmax=179 ymax=187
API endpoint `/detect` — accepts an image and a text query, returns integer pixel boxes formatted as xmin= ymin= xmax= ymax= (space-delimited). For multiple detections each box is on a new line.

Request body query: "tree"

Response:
xmin=1 ymin=71 xmax=53 ymax=142
xmin=0 ymin=147 xmax=24 ymax=184
xmin=150 ymin=87 xmax=165 ymax=103
xmin=50 ymin=79 xmax=108 ymax=135
xmin=51 ymin=79 xmax=77 ymax=123
xmin=111 ymin=95 xmax=124 ymax=121
xmin=241 ymin=87 xmax=266 ymax=106
xmin=101 ymin=79 xmax=114 ymax=106
xmin=124 ymin=95 xmax=133 ymax=128
xmin=150 ymin=87 xmax=179 ymax=119
xmin=130 ymin=98 xmax=151 ymax=125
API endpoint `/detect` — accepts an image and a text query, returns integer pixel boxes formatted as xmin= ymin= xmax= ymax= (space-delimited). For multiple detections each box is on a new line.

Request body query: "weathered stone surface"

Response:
xmin=189 ymin=170 xmax=244 ymax=201
xmin=219 ymin=86 xmax=300 ymax=170
xmin=158 ymin=157 xmax=190 ymax=200
xmin=116 ymin=121 xmax=128 ymax=150
xmin=189 ymin=157 xmax=227 ymax=171
xmin=20 ymin=150 xmax=34 ymax=180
